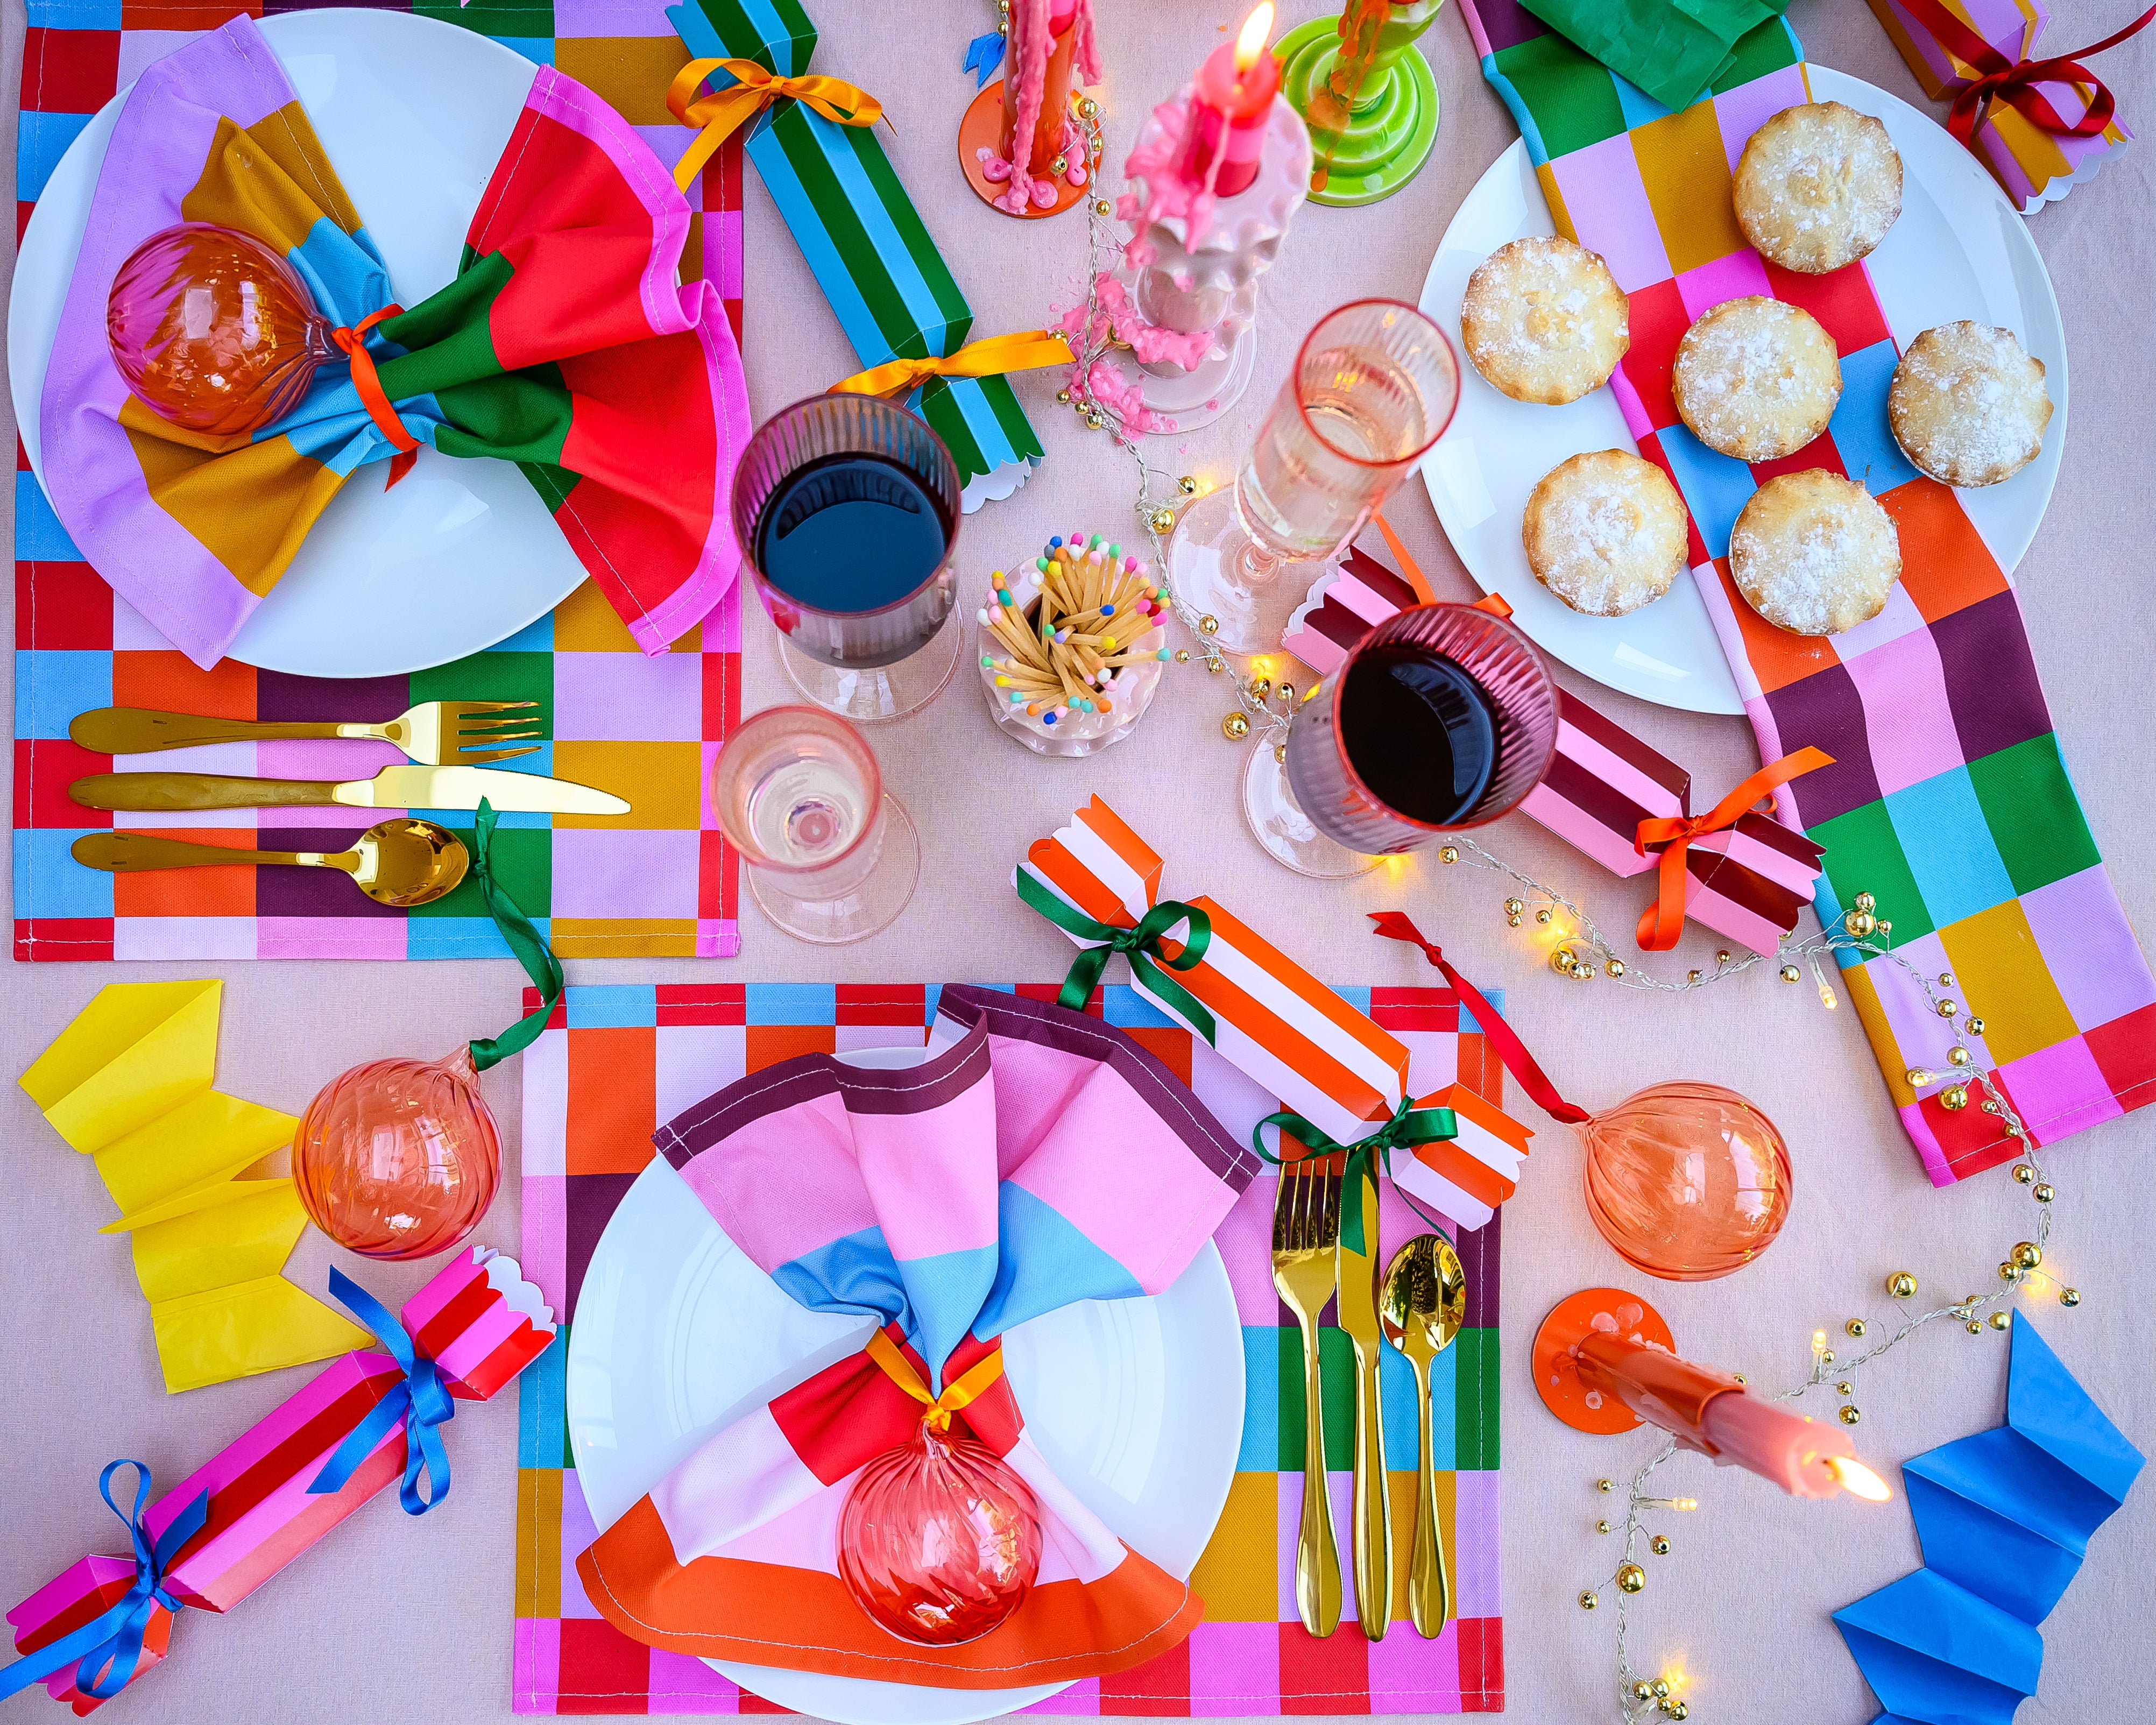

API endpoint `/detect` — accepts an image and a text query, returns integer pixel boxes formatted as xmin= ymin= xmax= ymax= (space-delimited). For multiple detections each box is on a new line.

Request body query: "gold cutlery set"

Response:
xmin=1273 ymin=1162 xmax=1468 ymax=1641
xmin=63 ymin=701 xmax=628 ymax=909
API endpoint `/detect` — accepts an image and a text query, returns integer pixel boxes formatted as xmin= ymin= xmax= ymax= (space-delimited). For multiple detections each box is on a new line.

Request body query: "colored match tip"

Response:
xmin=1049 ymin=536 xmax=1063 ymax=547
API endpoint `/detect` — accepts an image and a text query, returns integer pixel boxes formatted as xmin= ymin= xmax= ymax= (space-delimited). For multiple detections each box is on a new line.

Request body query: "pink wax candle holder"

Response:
xmin=1533 ymin=1288 xmax=1893 ymax=1502
xmin=1098 ymin=8 xmax=1309 ymax=433
xmin=959 ymin=0 xmax=1098 ymax=219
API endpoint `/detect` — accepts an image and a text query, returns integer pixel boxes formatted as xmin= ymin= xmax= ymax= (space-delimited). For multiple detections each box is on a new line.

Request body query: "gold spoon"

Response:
xmin=1380 ymin=1232 xmax=1469 ymax=1638
xmin=72 ymin=819 xmax=469 ymax=907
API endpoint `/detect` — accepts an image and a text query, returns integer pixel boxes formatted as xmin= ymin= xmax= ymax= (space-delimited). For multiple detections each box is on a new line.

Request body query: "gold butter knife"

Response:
xmin=1335 ymin=1155 xmax=1392 ymax=1642
xmin=67 ymin=764 xmax=628 ymax=817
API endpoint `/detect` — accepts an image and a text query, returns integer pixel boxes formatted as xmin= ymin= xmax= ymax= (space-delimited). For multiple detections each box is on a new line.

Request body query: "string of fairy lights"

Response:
xmin=1048 ymin=75 xmax=2087 ymax=1725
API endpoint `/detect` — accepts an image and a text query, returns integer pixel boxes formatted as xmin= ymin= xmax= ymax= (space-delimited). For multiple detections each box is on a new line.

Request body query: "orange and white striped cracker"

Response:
xmin=1391 ymin=1084 xmax=1533 ymax=1233
xmin=1020 ymin=797 xmax=1410 ymax=1146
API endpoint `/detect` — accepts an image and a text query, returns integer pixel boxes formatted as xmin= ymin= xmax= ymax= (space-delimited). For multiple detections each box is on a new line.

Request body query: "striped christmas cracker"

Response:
xmin=1393 ymin=1084 xmax=1533 ymax=1232
xmin=667 ymin=0 xmax=1045 ymax=507
xmin=1021 ymin=796 xmax=1407 ymax=1147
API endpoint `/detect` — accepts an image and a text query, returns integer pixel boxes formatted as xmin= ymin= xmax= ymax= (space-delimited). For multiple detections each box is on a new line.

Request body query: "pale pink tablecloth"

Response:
xmin=3 ymin=2 xmax=2151 ymax=1720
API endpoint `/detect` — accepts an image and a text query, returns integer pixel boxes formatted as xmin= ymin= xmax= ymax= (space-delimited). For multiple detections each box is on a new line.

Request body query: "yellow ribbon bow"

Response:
xmin=667 ymin=56 xmax=882 ymax=193
xmin=830 ymin=330 xmax=1075 ymax=400
xmin=865 ymin=1330 xmax=1006 ymax=1433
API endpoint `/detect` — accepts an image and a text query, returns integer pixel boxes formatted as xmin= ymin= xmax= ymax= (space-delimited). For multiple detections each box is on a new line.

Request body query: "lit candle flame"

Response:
xmin=1827 ymin=1455 xmax=1892 ymax=1502
xmin=1235 ymin=3 xmax=1276 ymax=71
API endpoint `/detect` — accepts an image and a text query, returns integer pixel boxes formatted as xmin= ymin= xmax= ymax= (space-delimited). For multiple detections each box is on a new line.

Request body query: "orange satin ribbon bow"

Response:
xmin=1631 ymin=748 xmax=1834 ymax=953
xmin=667 ymin=56 xmax=882 ymax=193
xmin=829 ymin=330 xmax=1074 ymax=399
xmin=331 ymin=306 xmax=418 ymax=489
xmin=865 ymin=1330 xmax=1006 ymax=1433
xmin=1896 ymin=0 xmax=2154 ymax=150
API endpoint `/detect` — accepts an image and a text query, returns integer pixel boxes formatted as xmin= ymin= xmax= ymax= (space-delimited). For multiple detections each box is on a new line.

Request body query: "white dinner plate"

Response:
xmin=567 ymin=1045 xmax=1247 ymax=1725
xmin=1417 ymin=66 xmax=2068 ymax=715
xmin=10 ymin=12 xmax=590 ymax=679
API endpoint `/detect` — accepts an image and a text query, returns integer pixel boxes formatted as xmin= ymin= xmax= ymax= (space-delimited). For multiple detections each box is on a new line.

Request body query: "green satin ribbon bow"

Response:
xmin=1014 ymin=871 xmax=1216 ymax=1042
xmin=1250 ymin=1096 xmax=1459 ymax=1255
xmin=467 ymin=798 xmax=567 ymax=1072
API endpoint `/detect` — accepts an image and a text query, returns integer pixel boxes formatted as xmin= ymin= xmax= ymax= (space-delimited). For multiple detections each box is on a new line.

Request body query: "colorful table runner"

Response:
xmin=14 ymin=5 xmax=745 ymax=962
xmin=516 ymin=982 xmax=1505 ymax=1715
xmin=1458 ymin=0 xmax=2156 ymax=1183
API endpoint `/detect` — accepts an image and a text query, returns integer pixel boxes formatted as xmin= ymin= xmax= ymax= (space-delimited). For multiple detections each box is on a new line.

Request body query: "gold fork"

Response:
xmin=70 ymin=701 xmax=545 ymax=768
xmin=1272 ymin=1161 xmax=1344 ymax=1638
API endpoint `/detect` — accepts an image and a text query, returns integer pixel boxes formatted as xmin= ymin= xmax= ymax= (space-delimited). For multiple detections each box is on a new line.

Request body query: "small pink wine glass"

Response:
xmin=1168 ymin=299 xmax=1459 ymax=654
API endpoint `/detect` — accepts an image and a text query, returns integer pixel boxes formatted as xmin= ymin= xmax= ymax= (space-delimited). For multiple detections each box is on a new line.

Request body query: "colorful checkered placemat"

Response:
xmin=516 ymin=982 xmax=1505 ymax=1715
xmin=1458 ymin=0 xmax=2156 ymax=1184
xmin=13 ymin=3 xmax=745 ymax=963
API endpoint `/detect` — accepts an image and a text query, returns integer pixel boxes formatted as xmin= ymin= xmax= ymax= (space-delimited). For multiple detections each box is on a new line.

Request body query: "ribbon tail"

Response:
xmin=1369 ymin=913 xmax=1593 ymax=1123
xmin=0 ymin=1595 xmax=151 ymax=1703
xmin=469 ymin=798 xmax=567 ymax=1070
xmin=399 ymin=1420 xmax=453 ymax=1516
xmin=310 ymin=1383 xmax=410 ymax=1498
xmin=1128 ymin=950 xmax=1218 ymax=1045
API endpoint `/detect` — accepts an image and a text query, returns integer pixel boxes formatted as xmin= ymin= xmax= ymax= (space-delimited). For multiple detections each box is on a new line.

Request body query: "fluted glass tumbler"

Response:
xmin=713 ymin=705 xmax=919 ymax=944
xmin=1168 ymin=299 xmax=1458 ymax=654
xmin=1246 ymin=602 xmax=1559 ymax=877
xmin=731 ymin=396 xmax=965 ymax=722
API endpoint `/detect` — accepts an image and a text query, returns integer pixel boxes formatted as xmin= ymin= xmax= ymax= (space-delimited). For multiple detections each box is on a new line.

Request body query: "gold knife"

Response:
xmin=1335 ymin=1155 xmax=1392 ymax=1642
xmin=67 ymin=765 xmax=628 ymax=817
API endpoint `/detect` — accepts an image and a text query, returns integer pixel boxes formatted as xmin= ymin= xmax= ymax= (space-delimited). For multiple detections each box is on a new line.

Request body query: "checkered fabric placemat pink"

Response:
xmin=14 ymin=3 xmax=746 ymax=962
xmin=515 ymin=981 xmax=1505 ymax=1715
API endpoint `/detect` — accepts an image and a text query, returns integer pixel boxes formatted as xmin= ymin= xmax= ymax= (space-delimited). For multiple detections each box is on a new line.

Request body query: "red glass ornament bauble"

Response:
xmin=837 ymin=1425 xmax=1043 ymax=1645
xmin=106 ymin=222 xmax=333 ymax=436
xmin=292 ymin=1047 xmax=501 ymax=1260
xmin=1580 ymin=1081 xmax=1792 ymax=1281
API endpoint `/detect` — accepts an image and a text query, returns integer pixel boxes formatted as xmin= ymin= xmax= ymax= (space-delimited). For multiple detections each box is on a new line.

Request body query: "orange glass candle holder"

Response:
xmin=1580 ymin=1081 xmax=1792 ymax=1281
xmin=291 ymin=1047 xmax=502 ymax=1261
xmin=837 ymin=1425 xmax=1043 ymax=1645
xmin=106 ymin=222 xmax=333 ymax=437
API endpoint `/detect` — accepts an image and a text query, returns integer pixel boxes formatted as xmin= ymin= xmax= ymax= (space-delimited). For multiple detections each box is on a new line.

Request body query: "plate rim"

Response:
xmin=1415 ymin=62 xmax=2068 ymax=717
xmin=6 ymin=10 xmax=583 ymax=680
xmin=565 ymin=1146 xmax=1245 ymax=1725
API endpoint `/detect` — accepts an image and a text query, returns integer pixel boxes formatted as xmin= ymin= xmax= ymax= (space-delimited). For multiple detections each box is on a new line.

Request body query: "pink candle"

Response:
xmin=1049 ymin=0 xmax=1076 ymax=30
xmin=1179 ymin=3 xmax=1280 ymax=198
xmin=1574 ymin=1330 xmax=1890 ymax=1501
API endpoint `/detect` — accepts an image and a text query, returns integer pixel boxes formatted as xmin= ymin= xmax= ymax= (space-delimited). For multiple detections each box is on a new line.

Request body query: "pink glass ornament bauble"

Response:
xmin=107 ymin=222 xmax=333 ymax=436
xmin=292 ymin=1047 xmax=501 ymax=1260
xmin=837 ymin=1424 xmax=1043 ymax=1645
xmin=1579 ymin=1081 xmax=1791 ymax=1281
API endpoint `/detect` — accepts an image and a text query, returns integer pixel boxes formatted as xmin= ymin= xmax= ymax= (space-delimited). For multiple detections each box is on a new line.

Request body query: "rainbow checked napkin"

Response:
xmin=1457 ymin=0 xmax=2156 ymax=1184
xmin=516 ymin=982 xmax=1503 ymax=1714
xmin=15 ymin=4 xmax=747 ymax=962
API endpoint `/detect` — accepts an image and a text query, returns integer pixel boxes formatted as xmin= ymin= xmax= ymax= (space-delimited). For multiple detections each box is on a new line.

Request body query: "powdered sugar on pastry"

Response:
xmin=1673 ymin=297 xmax=1841 ymax=462
xmin=1889 ymin=321 xmax=2053 ymax=487
xmin=1734 ymin=101 xmax=1902 ymax=275
xmin=1522 ymin=450 xmax=1689 ymax=617
xmin=1460 ymin=236 xmax=1630 ymax=406
xmin=1730 ymin=469 xmax=1901 ymax=636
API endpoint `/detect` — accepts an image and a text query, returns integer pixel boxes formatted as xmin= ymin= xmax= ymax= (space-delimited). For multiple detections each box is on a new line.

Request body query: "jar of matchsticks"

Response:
xmin=975 ymin=532 xmax=1176 ymax=756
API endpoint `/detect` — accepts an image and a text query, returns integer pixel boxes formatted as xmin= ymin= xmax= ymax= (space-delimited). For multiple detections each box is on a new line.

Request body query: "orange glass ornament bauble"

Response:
xmin=1580 ymin=1081 xmax=1791 ymax=1281
xmin=837 ymin=1424 xmax=1043 ymax=1645
xmin=292 ymin=1047 xmax=501 ymax=1260
xmin=107 ymin=222 xmax=333 ymax=436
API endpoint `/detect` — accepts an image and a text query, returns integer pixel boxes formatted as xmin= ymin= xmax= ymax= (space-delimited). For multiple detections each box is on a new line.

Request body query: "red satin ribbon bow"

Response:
xmin=1368 ymin=912 xmax=1592 ymax=1125
xmin=331 ymin=305 xmax=419 ymax=489
xmin=1897 ymin=0 xmax=2154 ymax=150
xmin=1630 ymin=748 xmax=1834 ymax=953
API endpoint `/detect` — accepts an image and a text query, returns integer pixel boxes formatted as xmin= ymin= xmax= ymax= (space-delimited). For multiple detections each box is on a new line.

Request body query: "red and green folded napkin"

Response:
xmin=39 ymin=17 xmax=750 ymax=668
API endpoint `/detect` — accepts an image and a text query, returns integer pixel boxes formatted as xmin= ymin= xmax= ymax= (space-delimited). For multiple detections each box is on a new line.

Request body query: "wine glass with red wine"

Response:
xmin=1246 ymin=603 xmax=1560 ymax=877
xmin=731 ymin=396 xmax=965 ymax=722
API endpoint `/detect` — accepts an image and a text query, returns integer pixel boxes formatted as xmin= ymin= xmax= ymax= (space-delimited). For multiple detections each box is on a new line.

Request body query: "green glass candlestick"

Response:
xmin=1275 ymin=0 xmax=1443 ymax=207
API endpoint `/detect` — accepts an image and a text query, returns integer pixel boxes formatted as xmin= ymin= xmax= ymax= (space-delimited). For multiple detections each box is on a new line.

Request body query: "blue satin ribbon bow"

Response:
xmin=307 ymin=1266 xmax=456 ymax=1515
xmin=0 ymin=1461 xmax=209 ymax=1703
